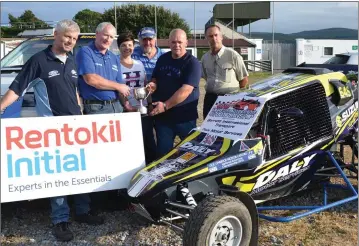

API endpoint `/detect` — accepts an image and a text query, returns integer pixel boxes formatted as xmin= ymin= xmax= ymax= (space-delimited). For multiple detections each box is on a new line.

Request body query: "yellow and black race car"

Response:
xmin=127 ymin=67 xmax=358 ymax=246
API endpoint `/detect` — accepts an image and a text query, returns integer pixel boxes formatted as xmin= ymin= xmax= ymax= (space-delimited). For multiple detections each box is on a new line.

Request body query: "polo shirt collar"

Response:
xmin=139 ymin=46 xmax=160 ymax=58
xmin=45 ymin=45 xmax=73 ymax=61
xmin=90 ymin=41 xmax=110 ymax=58
xmin=211 ymin=45 xmax=225 ymax=59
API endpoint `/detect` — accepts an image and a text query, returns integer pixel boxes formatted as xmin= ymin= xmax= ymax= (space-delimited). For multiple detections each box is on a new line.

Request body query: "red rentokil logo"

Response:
xmin=5 ymin=120 xmax=121 ymax=178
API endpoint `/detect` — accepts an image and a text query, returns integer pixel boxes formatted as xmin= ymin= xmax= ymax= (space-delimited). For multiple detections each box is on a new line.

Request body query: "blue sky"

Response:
xmin=1 ymin=2 xmax=358 ymax=34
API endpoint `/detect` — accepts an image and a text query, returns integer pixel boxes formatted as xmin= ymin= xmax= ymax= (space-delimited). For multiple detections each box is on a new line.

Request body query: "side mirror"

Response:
xmin=279 ymin=107 xmax=304 ymax=118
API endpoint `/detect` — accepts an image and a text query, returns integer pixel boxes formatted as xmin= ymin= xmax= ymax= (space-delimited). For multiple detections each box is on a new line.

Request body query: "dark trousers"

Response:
xmin=203 ymin=92 xmax=222 ymax=120
xmin=141 ymin=115 xmax=157 ymax=164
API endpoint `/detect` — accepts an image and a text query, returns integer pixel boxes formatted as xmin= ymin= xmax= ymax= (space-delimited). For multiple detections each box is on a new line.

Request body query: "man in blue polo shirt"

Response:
xmin=76 ymin=22 xmax=130 ymax=114
xmin=132 ymin=27 xmax=164 ymax=163
xmin=0 ymin=20 xmax=104 ymax=242
xmin=132 ymin=27 xmax=164 ymax=81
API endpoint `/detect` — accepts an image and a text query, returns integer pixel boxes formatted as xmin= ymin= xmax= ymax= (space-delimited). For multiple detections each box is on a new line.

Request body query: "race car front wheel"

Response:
xmin=183 ymin=195 xmax=252 ymax=246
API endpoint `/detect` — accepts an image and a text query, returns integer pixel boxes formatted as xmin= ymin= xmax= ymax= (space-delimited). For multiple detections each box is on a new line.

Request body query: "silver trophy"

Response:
xmin=133 ymin=87 xmax=151 ymax=115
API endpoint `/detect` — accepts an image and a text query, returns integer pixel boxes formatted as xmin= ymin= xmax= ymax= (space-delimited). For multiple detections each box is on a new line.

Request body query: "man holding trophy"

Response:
xmin=147 ymin=29 xmax=202 ymax=157
xmin=76 ymin=22 xmax=130 ymax=115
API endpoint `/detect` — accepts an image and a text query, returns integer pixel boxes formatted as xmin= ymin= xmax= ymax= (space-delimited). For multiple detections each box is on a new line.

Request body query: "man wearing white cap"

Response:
xmin=132 ymin=27 xmax=164 ymax=164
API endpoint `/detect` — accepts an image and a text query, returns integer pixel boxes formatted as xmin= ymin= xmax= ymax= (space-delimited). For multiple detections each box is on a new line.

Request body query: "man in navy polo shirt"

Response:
xmin=132 ymin=27 xmax=164 ymax=163
xmin=0 ymin=20 xmax=103 ymax=242
xmin=147 ymin=29 xmax=201 ymax=157
xmin=76 ymin=22 xmax=130 ymax=114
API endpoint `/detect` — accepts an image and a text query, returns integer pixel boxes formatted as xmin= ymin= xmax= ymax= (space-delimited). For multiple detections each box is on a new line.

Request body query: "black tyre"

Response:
xmin=183 ymin=195 xmax=252 ymax=246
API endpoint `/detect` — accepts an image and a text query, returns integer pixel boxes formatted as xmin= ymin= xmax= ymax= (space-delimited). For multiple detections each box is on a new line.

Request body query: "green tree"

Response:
xmin=101 ymin=4 xmax=190 ymax=38
xmin=73 ymin=9 xmax=103 ymax=33
xmin=0 ymin=26 xmax=22 ymax=38
xmin=8 ymin=10 xmax=49 ymax=29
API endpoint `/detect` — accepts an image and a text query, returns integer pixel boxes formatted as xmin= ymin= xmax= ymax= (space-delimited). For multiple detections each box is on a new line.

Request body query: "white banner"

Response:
xmin=1 ymin=113 xmax=145 ymax=203
xmin=201 ymin=94 xmax=266 ymax=140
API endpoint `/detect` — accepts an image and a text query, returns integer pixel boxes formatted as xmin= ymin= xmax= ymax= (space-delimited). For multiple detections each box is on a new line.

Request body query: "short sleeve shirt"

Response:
xmin=201 ymin=46 xmax=249 ymax=95
xmin=120 ymin=60 xmax=147 ymax=108
xmin=132 ymin=46 xmax=163 ymax=82
xmin=152 ymin=52 xmax=202 ymax=123
xmin=76 ymin=41 xmax=124 ymax=100
xmin=9 ymin=45 xmax=81 ymax=116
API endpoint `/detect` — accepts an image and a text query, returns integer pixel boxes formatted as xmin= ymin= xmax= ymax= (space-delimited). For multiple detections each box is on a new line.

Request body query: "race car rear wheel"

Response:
xmin=183 ymin=195 xmax=252 ymax=246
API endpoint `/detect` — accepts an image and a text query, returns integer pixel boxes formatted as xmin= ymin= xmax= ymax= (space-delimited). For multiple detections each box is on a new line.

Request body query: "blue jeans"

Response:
xmin=50 ymin=194 xmax=90 ymax=224
xmin=155 ymin=119 xmax=196 ymax=157
xmin=83 ymin=101 xmax=123 ymax=114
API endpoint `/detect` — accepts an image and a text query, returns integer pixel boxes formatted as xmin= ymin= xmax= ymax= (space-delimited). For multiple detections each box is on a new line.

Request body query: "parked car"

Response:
xmin=1 ymin=34 xmax=138 ymax=118
xmin=323 ymin=52 xmax=358 ymax=65
xmin=297 ymin=52 xmax=358 ymax=75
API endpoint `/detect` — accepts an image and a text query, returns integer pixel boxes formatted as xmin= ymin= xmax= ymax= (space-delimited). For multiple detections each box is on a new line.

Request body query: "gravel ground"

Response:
xmin=1 ymin=182 xmax=357 ymax=246
xmin=1 ymin=195 xmax=184 ymax=246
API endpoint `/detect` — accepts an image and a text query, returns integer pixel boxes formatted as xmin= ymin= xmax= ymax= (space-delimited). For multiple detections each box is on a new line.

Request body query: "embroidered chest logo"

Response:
xmin=160 ymin=65 xmax=180 ymax=77
xmin=48 ymin=70 xmax=60 ymax=78
xmin=71 ymin=69 xmax=78 ymax=78
xmin=95 ymin=63 xmax=103 ymax=66
xmin=112 ymin=65 xmax=118 ymax=71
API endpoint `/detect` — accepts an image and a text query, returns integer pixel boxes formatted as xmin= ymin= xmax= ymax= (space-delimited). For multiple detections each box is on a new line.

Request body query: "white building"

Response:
xmin=296 ymin=38 xmax=358 ymax=65
xmin=1 ymin=40 xmax=25 ymax=59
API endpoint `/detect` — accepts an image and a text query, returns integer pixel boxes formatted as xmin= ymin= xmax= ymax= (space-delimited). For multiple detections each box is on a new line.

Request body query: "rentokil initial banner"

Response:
xmin=201 ymin=94 xmax=266 ymax=140
xmin=1 ymin=113 xmax=145 ymax=203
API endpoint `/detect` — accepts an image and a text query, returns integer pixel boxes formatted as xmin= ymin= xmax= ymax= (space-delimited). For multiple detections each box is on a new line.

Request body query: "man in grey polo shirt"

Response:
xmin=201 ymin=24 xmax=249 ymax=119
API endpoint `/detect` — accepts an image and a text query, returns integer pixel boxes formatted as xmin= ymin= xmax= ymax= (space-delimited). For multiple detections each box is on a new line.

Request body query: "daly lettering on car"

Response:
xmin=178 ymin=142 xmax=216 ymax=155
xmin=5 ymin=120 xmax=121 ymax=178
xmin=253 ymin=154 xmax=316 ymax=190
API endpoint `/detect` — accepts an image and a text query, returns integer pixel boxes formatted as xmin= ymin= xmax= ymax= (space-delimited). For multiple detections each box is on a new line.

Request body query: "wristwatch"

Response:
xmin=163 ymin=102 xmax=167 ymax=111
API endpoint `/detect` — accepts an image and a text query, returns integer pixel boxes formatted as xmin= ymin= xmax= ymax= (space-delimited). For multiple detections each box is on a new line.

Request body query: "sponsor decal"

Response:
xmin=178 ymin=142 xmax=217 ymax=156
xmin=208 ymin=150 xmax=256 ymax=173
xmin=251 ymin=154 xmax=316 ymax=194
xmin=199 ymin=134 xmax=217 ymax=146
xmin=201 ymin=94 xmax=266 ymax=140
xmin=240 ymin=141 xmax=250 ymax=151
xmin=5 ymin=121 xmax=121 ymax=178
xmin=1 ymin=114 xmax=145 ymax=202
xmin=341 ymin=101 xmax=358 ymax=122
xmin=176 ymin=152 xmax=197 ymax=164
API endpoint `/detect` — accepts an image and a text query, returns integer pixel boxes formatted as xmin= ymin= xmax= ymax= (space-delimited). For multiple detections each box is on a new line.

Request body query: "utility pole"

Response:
xmin=271 ymin=1 xmax=275 ymax=75
xmin=194 ymin=2 xmax=196 ymax=57
xmin=232 ymin=2 xmax=234 ymax=49
xmin=114 ymin=2 xmax=117 ymax=32
xmin=155 ymin=5 xmax=157 ymax=36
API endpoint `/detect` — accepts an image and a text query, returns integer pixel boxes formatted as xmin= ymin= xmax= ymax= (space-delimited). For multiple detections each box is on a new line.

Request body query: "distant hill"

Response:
xmin=245 ymin=28 xmax=358 ymax=41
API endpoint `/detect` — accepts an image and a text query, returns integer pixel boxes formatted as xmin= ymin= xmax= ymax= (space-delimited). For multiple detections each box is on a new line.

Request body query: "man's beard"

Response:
xmin=143 ymin=46 xmax=153 ymax=55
